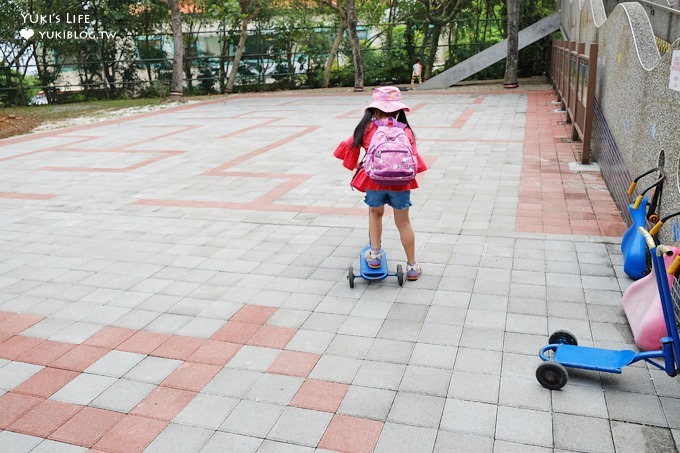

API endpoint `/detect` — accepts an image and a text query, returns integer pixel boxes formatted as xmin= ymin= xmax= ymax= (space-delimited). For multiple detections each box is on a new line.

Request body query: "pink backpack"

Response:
xmin=363 ymin=118 xmax=417 ymax=185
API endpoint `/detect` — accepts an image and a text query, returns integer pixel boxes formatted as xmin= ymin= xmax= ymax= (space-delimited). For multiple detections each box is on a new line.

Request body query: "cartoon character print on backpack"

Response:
xmin=363 ymin=118 xmax=418 ymax=185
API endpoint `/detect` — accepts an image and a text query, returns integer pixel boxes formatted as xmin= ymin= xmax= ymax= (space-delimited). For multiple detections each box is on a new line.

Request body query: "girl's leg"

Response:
xmin=368 ymin=206 xmax=385 ymax=250
xmin=393 ymin=207 xmax=415 ymax=263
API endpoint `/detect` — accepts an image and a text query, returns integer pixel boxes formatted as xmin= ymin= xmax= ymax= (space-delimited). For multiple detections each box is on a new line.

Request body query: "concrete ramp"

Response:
xmin=420 ymin=12 xmax=561 ymax=90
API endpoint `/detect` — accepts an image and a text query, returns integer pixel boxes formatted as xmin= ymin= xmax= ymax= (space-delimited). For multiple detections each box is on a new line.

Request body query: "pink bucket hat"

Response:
xmin=366 ymin=86 xmax=410 ymax=113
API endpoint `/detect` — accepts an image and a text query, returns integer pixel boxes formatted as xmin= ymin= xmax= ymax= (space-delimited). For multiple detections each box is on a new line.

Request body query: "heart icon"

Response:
xmin=20 ymin=28 xmax=34 ymax=40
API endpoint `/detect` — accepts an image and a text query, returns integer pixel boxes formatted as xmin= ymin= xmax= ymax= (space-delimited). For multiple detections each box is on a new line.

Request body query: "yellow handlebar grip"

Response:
xmin=627 ymin=181 xmax=637 ymax=194
xmin=667 ymin=255 xmax=680 ymax=276
xmin=649 ymin=221 xmax=664 ymax=237
xmin=632 ymin=195 xmax=643 ymax=210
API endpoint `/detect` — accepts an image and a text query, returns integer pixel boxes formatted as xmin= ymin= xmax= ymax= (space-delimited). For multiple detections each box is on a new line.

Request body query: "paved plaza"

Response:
xmin=0 ymin=82 xmax=679 ymax=452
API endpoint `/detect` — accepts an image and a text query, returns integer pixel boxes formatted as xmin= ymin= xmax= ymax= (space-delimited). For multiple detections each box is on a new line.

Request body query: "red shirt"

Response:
xmin=333 ymin=122 xmax=427 ymax=192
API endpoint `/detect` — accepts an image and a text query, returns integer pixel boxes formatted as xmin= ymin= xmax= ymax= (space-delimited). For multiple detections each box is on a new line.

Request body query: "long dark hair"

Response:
xmin=352 ymin=108 xmax=414 ymax=148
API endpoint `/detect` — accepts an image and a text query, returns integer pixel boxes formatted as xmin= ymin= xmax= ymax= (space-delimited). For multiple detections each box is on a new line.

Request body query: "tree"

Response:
xmin=503 ymin=0 xmax=519 ymax=88
xmin=161 ymin=0 xmax=185 ymax=96
xmin=346 ymin=0 xmax=363 ymax=91
xmin=226 ymin=0 xmax=264 ymax=93
xmin=319 ymin=0 xmax=348 ymax=89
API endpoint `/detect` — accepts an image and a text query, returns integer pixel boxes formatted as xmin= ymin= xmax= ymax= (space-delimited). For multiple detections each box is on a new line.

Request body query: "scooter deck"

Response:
xmin=359 ymin=246 xmax=388 ymax=280
xmin=553 ymin=344 xmax=637 ymax=373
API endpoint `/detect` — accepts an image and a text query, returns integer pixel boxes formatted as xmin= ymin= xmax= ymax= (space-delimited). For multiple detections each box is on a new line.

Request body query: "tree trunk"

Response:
xmin=346 ymin=0 xmax=363 ymax=91
xmin=504 ymin=0 xmax=520 ymax=88
xmin=322 ymin=20 xmax=347 ymax=88
xmin=425 ymin=23 xmax=441 ymax=80
xmin=226 ymin=16 xmax=249 ymax=93
xmin=167 ymin=0 xmax=184 ymax=97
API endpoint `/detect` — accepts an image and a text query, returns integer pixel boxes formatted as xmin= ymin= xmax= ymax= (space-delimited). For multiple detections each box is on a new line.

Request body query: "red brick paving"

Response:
xmin=518 ymin=91 xmax=627 ymax=236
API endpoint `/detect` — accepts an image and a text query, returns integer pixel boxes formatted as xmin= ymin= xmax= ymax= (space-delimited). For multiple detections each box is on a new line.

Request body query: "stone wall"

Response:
xmin=560 ymin=0 xmax=680 ymax=243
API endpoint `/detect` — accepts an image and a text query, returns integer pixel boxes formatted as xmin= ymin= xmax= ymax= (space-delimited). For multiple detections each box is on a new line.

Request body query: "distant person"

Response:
xmin=411 ymin=58 xmax=423 ymax=89
xmin=333 ymin=86 xmax=427 ymax=281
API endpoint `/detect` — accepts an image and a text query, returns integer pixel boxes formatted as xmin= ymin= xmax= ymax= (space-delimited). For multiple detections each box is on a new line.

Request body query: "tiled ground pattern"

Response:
xmin=0 ymin=87 xmax=677 ymax=453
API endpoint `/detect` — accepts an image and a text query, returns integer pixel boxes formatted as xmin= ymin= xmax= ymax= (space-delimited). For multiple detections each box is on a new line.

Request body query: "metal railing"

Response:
xmin=549 ymin=40 xmax=598 ymax=164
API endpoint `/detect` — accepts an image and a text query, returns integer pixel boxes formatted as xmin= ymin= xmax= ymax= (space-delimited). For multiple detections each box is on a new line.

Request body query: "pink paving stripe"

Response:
xmin=41 ymin=152 xmax=182 ymax=173
xmin=0 ymin=192 xmax=55 ymax=200
xmin=206 ymin=125 xmax=320 ymax=174
xmin=452 ymin=109 xmax=474 ymax=128
xmin=133 ymin=197 xmax=367 ymax=216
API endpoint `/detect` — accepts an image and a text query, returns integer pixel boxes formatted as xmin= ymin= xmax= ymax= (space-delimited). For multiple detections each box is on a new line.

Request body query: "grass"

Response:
xmin=0 ymin=97 xmax=174 ymax=139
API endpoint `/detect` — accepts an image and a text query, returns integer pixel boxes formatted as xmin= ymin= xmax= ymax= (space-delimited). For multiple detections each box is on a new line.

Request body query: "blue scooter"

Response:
xmin=537 ymin=227 xmax=680 ymax=389
xmin=621 ymin=167 xmax=664 ymax=280
xmin=348 ymin=245 xmax=404 ymax=288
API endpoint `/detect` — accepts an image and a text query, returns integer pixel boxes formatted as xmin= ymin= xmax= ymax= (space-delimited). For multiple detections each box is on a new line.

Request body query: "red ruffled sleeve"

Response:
xmin=333 ymin=137 xmax=361 ymax=171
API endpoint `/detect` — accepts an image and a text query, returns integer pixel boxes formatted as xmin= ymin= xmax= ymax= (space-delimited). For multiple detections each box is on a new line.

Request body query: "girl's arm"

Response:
xmin=333 ymin=137 xmax=361 ymax=170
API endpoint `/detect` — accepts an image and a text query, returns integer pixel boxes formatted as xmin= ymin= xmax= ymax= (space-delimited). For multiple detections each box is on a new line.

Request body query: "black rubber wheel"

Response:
xmin=548 ymin=330 xmax=577 ymax=346
xmin=348 ymin=266 xmax=355 ymax=288
xmin=396 ymin=264 xmax=404 ymax=286
xmin=536 ymin=362 xmax=569 ymax=390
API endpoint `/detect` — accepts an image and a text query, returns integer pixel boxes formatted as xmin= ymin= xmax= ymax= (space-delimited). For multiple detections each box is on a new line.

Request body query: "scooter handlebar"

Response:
xmin=637 ymin=226 xmax=672 ymax=255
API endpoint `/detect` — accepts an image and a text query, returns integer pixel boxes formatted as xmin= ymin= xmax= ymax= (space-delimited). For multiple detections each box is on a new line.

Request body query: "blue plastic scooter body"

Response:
xmin=358 ymin=245 xmax=389 ymax=280
xmin=621 ymin=197 xmax=650 ymax=280
xmin=539 ymin=344 xmax=637 ymax=373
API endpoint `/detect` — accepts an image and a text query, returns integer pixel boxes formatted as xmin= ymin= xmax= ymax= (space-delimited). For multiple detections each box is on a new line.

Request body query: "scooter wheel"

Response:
xmin=548 ymin=330 xmax=577 ymax=346
xmin=396 ymin=264 xmax=404 ymax=286
xmin=536 ymin=362 xmax=568 ymax=390
xmin=348 ymin=266 xmax=355 ymax=288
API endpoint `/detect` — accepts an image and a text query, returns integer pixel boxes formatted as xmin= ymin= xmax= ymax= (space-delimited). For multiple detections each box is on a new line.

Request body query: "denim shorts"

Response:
xmin=364 ymin=190 xmax=412 ymax=210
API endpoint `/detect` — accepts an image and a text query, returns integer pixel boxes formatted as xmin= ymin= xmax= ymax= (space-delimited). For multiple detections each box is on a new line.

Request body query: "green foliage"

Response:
xmin=1 ymin=0 xmax=559 ymax=100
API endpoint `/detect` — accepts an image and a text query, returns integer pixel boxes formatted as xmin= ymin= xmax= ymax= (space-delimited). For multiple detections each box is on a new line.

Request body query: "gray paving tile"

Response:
xmin=174 ymin=393 xmax=239 ymax=430
xmin=604 ymin=389 xmax=667 ymax=426
xmin=0 ymin=361 xmax=43 ymax=391
xmin=337 ymin=385 xmax=396 ymax=421
xmin=353 ymin=360 xmax=406 ymax=390
xmin=611 ymin=420 xmax=677 ymax=453
xmin=226 ymin=345 xmax=280 ymax=372
xmin=257 ymin=439 xmax=315 ymax=452
xmin=308 ymin=354 xmax=362 ymax=384
xmin=498 ymin=375 xmax=551 ymax=411
xmin=32 ymin=439 xmax=88 ymax=452
xmin=553 ymin=412 xmax=614 ymax=453
xmin=89 ymin=378 xmax=155 ymax=413
xmin=0 ymin=430 xmax=43 ymax=453
xmin=399 ymin=365 xmax=451 ymax=397
xmin=219 ymin=399 xmax=285 ymax=438
xmin=325 ymin=334 xmax=373 ymax=359
xmin=85 ymin=350 xmax=146 ymax=378
xmin=266 ymin=406 xmax=332 ymax=447
xmin=387 ymin=392 xmax=445 ymax=428
xmin=123 ymin=355 xmax=182 ymax=384
xmin=374 ymin=423 xmax=437 ymax=453
xmin=495 ymin=406 xmax=553 ymax=448
xmin=440 ymin=399 xmax=497 ymax=437
xmin=551 ymin=382 xmax=609 ymax=418
xmin=50 ymin=372 xmax=117 ymax=405
xmin=199 ymin=432 xmax=262 ymax=453
xmin=366 ymin=339 xmax=414 ymax=364
xmin=145 ymin=423 xmax=213 ymax=453
xmin=202 ymin=368 xmax=262 ymax=398
xmin=285 ymin=329 xmax=334 ymax=354
xmin=433 ymin=431 xmax=493 ymax=453
xmin=454 ymin=347 xmax=502 ymax=374
xmin=245 ymin=373 xmax=304 ymax=405
xmin=448 ymin=370 xmax=499 ymax=403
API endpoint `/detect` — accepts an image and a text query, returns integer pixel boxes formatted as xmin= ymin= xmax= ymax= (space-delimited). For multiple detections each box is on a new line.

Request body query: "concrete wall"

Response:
xmin=560 ymin=0 xmax=680 ymax=243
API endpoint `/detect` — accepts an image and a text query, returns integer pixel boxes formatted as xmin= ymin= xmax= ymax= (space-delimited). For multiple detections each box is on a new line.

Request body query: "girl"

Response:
xmin=334 ymin=86 xmax=427 ymax=281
